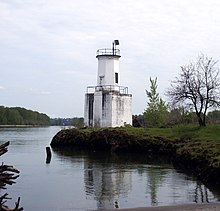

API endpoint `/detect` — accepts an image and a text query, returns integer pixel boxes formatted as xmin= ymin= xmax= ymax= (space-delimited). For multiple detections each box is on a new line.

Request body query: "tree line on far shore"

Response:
xmin=0 ymin=106 xmax=50 ymax=125
xmin=50 ymin=117 xmax=84 ymax=128
xmin=0 ymin=106 xmax=84 ymax=127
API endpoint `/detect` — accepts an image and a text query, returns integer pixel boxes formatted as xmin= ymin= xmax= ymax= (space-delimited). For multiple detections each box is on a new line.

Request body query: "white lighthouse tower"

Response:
xmin=84 ymin=40 xmax=132 ymax=128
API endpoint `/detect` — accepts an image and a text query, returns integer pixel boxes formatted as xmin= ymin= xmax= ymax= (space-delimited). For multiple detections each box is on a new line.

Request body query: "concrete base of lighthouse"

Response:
xmin=84 ymin=88 xmax=132 ymax=128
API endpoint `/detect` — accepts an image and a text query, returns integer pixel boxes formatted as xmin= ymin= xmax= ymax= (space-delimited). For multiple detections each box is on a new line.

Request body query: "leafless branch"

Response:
xmin=166 ymin=54 xmax=220 ymax=126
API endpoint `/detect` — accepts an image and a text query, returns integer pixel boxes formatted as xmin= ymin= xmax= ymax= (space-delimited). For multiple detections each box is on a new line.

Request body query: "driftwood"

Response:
xmin=0 ymin=142 xmax=23 ymax=211
xmin=0 ymin=142 xmax=9 ymax=156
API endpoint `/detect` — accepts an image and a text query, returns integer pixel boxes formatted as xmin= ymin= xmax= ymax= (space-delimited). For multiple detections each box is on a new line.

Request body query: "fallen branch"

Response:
xmin=0 ymin=142 xmax=9 ymax=156
xmin=0 ymin=142 xmax=23 ymax=211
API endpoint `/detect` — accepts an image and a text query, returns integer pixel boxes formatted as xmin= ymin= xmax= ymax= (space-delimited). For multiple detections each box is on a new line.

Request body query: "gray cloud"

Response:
xmin=1 ymin=0 xmax=220 ymax=117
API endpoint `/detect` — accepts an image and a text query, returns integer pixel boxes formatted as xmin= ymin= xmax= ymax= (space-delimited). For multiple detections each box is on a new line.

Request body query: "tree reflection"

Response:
xmin=146 ymin=167 xmax=167 ymax=206
xmin=136 ymin=163 xmax=169 ymax=206
xmin=194 ymin=183 xmax=209 ymax=203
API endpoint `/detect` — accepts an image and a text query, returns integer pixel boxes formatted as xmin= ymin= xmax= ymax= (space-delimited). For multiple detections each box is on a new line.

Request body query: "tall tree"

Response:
xmin=167 ymin=55 xmax=220 ymax=127
xmin=144 ymin=77 xmax=168 ymax=127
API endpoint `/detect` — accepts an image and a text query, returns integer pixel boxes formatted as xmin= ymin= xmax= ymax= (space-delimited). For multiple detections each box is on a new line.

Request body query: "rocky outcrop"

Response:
xmin=50 ymin=128 xmax=176 ymax=154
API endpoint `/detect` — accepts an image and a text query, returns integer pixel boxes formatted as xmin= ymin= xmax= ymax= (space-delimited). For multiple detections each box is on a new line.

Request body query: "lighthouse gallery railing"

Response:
xmin=96 ymin=48 xmax=120 ymax=56
xmin=86 ymin=85 xmax=129 ymax=95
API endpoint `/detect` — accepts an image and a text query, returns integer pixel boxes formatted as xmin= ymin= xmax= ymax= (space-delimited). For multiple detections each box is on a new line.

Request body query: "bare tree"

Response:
xmin=167 ymin=55 xmax=220 ymax=127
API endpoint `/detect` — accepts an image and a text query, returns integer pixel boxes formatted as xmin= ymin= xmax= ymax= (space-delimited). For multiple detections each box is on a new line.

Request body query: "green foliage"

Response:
xmin=50 ymin=118 xmax=72 ymax=126
xmin=144 ymin=78 xmax=168 ymax=127
xmin=165 ymin=106 xmax=198 ymax=126
xmin=72 ymin=117 xmax=84 ymax=128
xmin=0 ymin=106 xmax=50 ymax=125
xmin=132 ymin=115 xmax=144 ymax=127
xmin=50 ymin=117 xmax=84 ymax=128
xmin=208 ymin=110 xmax=220 ymax=123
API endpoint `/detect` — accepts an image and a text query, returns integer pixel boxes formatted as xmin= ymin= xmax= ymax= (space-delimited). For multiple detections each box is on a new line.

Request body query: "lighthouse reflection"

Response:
xmin=84 ymin=156 xmax=132 ymax=209
xmin=52 ymin=148 xmax=217 ymax=210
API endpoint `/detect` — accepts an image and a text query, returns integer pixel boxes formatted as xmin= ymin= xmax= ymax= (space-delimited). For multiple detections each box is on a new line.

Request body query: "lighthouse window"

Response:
xmin=115 ymin=73 xmax=118 ymax=84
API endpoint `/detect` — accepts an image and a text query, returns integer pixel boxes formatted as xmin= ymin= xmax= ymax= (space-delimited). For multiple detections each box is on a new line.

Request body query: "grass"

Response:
xmin=81 ymin=124 xmax=220 ymax=144
xmin=114 ymin=124 xmax=220 ymax=143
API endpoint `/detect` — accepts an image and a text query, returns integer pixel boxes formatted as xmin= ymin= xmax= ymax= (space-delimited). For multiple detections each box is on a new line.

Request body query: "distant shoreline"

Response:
xmin=0 ymin=125 xmax=49 ymax=128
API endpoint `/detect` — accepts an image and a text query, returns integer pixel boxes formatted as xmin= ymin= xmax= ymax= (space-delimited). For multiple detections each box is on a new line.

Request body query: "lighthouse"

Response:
xmin=84 ymin=40 xmax=132 ymax=128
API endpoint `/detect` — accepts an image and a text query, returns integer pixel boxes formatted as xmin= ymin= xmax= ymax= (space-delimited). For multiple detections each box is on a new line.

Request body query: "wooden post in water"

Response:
xmin=46 ymin=147 xmax=52 ymax=164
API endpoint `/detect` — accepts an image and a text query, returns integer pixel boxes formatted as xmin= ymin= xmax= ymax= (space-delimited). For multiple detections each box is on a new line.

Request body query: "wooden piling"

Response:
xmin=46 ymin=147 xmax=52 ymax=164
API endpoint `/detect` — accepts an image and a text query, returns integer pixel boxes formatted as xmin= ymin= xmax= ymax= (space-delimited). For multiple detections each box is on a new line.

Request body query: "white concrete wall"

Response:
xmin=111 ymin=93 xmax=132 ymax=127
xmin=101 ymin=93 xmax=112 ymax=127
xmin=93 ymin=91 xmax=103 ymax=127
xmin=86 ymin=90 xmax=132 ymax=128
xmin=97 ymin=56 xmax=120 ymax=86
xmin=84 ymin=93 xmax=94 ymax=127
xmin=92 ymin=91 xmax=113 ymax=128
xmin=84 ymin=94 xmax=89 ymax=127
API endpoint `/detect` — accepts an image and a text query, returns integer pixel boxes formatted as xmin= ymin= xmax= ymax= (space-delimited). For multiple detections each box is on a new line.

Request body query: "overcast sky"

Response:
xmin=1 ymin=0 xmax=220 ymax=118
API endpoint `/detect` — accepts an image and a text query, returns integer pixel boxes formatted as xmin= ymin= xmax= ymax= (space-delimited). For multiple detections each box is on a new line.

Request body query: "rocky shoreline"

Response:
xmin=50 ymin=128 xmax=220 ymax=190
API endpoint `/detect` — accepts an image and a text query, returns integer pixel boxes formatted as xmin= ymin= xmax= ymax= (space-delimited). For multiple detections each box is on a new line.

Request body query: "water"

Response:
xmin=0 ymin=126 xmax=219 ymax=210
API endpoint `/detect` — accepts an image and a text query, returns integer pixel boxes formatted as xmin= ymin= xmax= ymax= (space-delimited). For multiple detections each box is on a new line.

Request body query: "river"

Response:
xmin=0 ymin=126 xmax=219 ymax=210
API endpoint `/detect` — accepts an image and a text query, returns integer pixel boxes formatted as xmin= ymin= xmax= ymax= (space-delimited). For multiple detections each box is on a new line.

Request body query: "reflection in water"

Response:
xmin=84 ymin=156 xmax=132 ymax=209
xmin=53 ymin=148 xmax=218 ymax=210
xmin=194 ymin=184 xmax=209 ymax=203
xmin=145 ymin=166 xmax=167 ymax=206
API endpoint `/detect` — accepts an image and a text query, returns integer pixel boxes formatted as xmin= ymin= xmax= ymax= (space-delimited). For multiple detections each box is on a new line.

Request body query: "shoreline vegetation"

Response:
xmin=0 ymin=125 xmax=50 ymax=128
xmin=50 ymin=125 xmax=220 ymax=191
xmin=0 ymin=106 xmax=84 ymax=127
xmin=0 ymin=106 xmax=50 ymax=126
